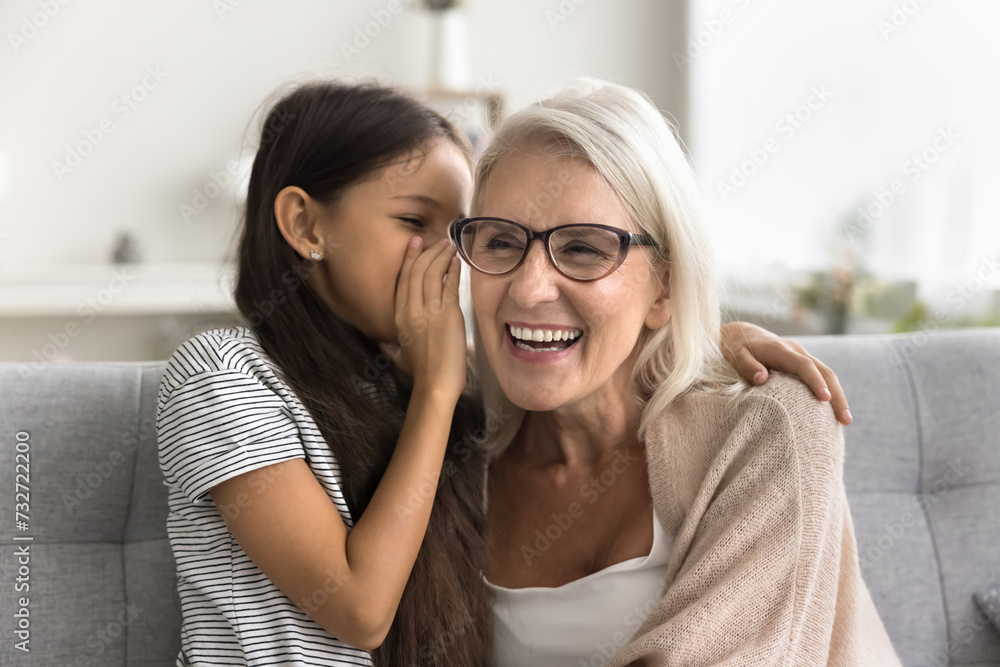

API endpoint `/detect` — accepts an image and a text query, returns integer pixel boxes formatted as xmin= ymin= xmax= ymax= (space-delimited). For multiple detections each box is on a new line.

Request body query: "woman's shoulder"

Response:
xmin=745 ymin=373 xmax=843 ymax=452
xmin=644 ymin=374 xmax=845 ymax=527
xmin=744 ymin=372 xmax=840 ymax=430
xmin=647 ymin=373 xmax=843 ymax=468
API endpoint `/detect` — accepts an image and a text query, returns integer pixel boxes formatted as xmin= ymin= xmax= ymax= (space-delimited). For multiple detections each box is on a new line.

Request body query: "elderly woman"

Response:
xmin=453 ymin=79 xmax=901 ymax=666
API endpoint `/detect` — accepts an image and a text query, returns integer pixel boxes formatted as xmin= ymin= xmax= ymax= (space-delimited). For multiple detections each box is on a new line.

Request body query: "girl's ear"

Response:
xmin=274 ymin=186 xmax=326 ymax=260
xmin=644 ymin=265 xmax=671 ymax=330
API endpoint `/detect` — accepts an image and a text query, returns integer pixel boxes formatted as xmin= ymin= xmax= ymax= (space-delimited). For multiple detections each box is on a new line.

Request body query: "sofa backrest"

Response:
xmin=0 ymin=362 xmax=179 ymax=666
xmin=1 ymin=329 xmax=998 ymax=666
xmin=796 ymin=329 xmax=1000 ymax=667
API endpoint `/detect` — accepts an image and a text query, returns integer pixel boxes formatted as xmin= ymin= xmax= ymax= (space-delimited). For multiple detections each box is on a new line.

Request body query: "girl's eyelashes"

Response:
xmin=398 ymin=217 xmax=424 ymax=228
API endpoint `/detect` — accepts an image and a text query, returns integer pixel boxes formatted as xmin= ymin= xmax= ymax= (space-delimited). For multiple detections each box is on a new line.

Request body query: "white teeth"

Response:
xmin=508 ymin=325 xmax=583 ymax=343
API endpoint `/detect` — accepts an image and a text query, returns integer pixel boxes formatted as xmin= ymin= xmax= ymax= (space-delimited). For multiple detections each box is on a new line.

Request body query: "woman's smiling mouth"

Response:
xmin=506 ymin=323 xmax=584 ymax=354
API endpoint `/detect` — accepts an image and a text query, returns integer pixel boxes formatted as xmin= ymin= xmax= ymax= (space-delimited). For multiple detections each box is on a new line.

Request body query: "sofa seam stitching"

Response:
xmin=846 ymin=480 xmax=999 ymax=495
xmin=902 ymin=341 xmax=952 ymax=661
xmin=121 ymin=365 xmax=145 ymax=665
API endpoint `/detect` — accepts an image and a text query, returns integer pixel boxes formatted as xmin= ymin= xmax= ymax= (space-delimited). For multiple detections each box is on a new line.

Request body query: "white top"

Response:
xmin=157 ymin=326 xmax=374 ymax=666
xmin=486 ymin=507 xmax=673 ymax=667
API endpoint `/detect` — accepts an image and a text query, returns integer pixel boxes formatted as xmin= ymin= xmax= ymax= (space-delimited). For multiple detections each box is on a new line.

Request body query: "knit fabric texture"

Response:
xmin=607 ymin=373 xmax=902 ymax=667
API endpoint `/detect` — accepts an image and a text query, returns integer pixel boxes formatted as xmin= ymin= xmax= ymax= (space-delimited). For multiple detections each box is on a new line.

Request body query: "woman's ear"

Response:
xmin=274 ymin=186 xmax=326 ymax=260
xmin=644 ymin=265 xmax=671 ymax=330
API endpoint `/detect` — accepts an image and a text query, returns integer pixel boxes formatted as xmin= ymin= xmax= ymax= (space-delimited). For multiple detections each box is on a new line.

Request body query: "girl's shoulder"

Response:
xmin=159 ymin=325 xmax=278 ymax=398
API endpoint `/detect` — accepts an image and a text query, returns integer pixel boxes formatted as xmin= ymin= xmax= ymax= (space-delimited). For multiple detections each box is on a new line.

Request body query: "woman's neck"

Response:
xmin=509 ymin=386 xmax=645 ymax=470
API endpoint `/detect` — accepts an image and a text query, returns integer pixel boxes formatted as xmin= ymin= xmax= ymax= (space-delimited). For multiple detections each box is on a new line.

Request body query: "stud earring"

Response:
xmin=310 ymin=250 xmax=322 ymax=260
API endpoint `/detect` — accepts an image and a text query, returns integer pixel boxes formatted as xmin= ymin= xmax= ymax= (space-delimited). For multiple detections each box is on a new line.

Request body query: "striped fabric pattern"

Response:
xmin=156 ymin=326 xmax=372 ymax=666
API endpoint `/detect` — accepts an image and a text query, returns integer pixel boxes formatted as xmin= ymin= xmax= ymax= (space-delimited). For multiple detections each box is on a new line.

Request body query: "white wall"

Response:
xmin=685 ymin=0 xmax=1000 ymax=309
xmin=0 ymin=0 xmax=687 ymax=267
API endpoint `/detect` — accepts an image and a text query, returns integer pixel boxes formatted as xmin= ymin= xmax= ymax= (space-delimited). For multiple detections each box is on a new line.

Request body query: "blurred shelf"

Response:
xmin=0 ymin=262 xmax=236 ymax=318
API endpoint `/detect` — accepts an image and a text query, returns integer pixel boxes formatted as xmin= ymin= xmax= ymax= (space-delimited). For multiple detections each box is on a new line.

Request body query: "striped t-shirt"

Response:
xmin=157 ymin=326 xmax=373 ymax=666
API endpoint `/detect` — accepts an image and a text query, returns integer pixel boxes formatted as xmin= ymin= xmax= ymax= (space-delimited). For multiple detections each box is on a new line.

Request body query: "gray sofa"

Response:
xmin=1 ymin=328 xmax=998 ymax=666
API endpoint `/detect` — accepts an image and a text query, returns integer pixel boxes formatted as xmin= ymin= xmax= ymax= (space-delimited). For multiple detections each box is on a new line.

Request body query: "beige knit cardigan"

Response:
xmin=605 ymin=373 xmax=902 ymax=667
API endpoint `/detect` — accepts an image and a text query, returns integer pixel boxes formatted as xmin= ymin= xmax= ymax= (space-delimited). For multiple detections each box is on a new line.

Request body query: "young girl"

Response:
xmin=156 ymin=80 xmax=850 ymax=666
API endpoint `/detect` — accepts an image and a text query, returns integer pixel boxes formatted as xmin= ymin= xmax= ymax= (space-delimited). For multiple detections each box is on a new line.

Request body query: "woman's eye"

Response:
xmin=482 ymin=234 xmax=522 ymax=252
xmin=483 ymin=237 xmax=509 ymax=250
xmin=399 ymin=217 xmax=424 ymax=228
xmin=558 ymin=242 xmax=604 ymax=257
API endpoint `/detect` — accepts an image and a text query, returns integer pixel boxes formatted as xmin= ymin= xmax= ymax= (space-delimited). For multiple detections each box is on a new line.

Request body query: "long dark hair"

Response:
xmin=234 ymin=81 xmax=492 ymax=666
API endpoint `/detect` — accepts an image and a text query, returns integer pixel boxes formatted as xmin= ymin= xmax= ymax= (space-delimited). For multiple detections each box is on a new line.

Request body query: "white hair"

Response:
xmin=471 ymin=77 xmax=745 ymax=458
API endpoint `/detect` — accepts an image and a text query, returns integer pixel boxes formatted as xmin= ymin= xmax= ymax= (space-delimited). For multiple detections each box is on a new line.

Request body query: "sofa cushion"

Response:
xmin=795 ymin=330 xmax=1000 ymax=667
xmin=0 ymin=362 xmax=180 ymax=666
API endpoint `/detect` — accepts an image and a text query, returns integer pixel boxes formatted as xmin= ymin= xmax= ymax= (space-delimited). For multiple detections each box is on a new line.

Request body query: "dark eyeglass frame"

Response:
xmin=449 ymin=217 xmax=658 ymax=282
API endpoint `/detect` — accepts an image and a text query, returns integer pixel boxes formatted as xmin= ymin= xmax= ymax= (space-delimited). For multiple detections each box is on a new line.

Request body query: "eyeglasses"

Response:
xmin=450 ymin=217 xmax=658 ymax=282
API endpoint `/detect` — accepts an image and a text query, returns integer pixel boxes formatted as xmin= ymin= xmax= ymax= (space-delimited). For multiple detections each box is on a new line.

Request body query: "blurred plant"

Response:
xmin=792 ymin=244 xmax=875 ymax=334
xmin=790 ymin=205 xmax=910 ymax=334
xmin=952 ymin=313 xmax=1000 ymax=327
xmin=793 ymin=201 xmax=1000 ymax=334
xmin=893 ymin=301 xmax=1000 ymax=332
xmin=892 ymin=302 xmax=929 ymax=333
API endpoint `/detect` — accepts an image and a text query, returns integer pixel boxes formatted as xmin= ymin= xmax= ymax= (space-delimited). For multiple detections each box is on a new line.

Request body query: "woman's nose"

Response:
xmin=507 ymin=240 xmax=560 ymax=307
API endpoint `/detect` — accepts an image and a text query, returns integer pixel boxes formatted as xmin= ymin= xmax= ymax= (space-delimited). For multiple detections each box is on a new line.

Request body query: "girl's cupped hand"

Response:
xmin=381 ymin=237 xmax=468 ymax=401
